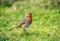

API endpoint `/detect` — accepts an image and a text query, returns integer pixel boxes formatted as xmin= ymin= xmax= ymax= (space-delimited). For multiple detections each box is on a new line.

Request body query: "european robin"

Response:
xmin=9 ymin=11 xmax=32 ymax=31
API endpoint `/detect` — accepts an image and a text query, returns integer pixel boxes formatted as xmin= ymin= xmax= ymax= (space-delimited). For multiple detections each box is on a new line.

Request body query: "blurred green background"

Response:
xmin=0 ymin=0 xmax=60 ymax=41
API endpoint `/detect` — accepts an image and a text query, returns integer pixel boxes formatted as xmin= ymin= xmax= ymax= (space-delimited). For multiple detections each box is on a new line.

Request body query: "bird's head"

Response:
xmin=25 ymin=11 xmax=32 ymax=18
xmin=24 ymin=11 xmax=32 ymax=23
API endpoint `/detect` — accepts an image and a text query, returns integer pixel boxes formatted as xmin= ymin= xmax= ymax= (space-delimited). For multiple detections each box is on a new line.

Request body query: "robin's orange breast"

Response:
xmin=27 ymin=16 xmax=32 ymax=24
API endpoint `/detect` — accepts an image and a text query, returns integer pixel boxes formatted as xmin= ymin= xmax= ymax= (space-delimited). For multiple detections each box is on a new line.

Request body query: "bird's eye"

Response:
xmin=28 ymin=12 xmax=32 ymax=15
xmin=28 ymin=13 xmax=30 ymax=14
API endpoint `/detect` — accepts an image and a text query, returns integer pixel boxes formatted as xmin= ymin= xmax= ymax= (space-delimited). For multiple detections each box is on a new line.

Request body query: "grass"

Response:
xmin=0 ymin=0 xmax=60 ymax=41
xmin=0 ymin=8 xmax=60 ymax=41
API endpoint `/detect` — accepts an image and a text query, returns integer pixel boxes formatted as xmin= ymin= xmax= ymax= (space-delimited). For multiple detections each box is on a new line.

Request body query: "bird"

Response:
xmin=9 ymin=11 xmax=32 ymax=31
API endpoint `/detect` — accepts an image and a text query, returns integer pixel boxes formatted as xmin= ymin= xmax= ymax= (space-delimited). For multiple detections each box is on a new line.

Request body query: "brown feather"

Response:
xmin=18 ymin=18 xmax=25 ymax=27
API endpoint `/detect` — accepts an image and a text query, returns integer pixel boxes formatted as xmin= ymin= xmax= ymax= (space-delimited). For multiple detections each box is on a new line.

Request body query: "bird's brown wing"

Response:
xmin=9 ymin=18 xmax=25 ymax=31
xmin=18 ymin=18 xmax=25 ymax=27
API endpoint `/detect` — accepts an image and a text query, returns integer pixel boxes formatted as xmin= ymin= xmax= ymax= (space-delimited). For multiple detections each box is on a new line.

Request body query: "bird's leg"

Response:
xmin=23 ymin=29 xmax=25 ymax=31
xmin=23 ymin=29 xmax=27 ymax=34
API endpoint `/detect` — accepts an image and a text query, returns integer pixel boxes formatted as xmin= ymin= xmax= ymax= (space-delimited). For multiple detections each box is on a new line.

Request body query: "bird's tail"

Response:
xmin=9 ymin=25 xmax=19 ymax=31
xmin=9 ymin=27 xmax=15 ymax=31
xmin=9 ymin=26 xmax=21 ymax=31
